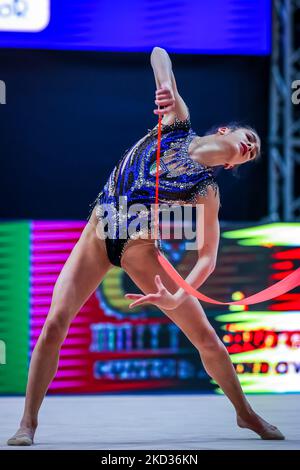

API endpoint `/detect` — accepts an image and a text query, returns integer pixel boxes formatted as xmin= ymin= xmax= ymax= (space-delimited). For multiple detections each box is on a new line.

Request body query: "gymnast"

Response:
xmin=7 ymin=47 xmax=284 ymax=446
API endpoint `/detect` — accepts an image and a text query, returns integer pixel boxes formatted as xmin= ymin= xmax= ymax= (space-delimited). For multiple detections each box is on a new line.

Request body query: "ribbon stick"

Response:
xmin=154 ymin=115 xmax=300 ymax=305
xmin=154 ymin=113 xmax=163 ymax=243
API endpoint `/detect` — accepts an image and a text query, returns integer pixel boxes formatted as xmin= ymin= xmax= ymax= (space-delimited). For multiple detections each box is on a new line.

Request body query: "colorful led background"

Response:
xmin=215 ymin=225 xmax=300 ymax=394
xmin=0 ymin=221 xmax=299 ymax=394
xmin=29 ymin=221 xmax=207 ymax=393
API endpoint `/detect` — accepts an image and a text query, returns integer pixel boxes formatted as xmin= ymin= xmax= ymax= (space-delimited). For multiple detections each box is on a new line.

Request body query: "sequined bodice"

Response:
xmin=98 ymin=116 xmax=218 ymax=208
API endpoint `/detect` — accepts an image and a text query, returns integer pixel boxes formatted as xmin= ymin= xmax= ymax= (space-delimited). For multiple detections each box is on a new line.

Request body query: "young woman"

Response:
xmin=7 ymin=47 xmax=284 ymax=446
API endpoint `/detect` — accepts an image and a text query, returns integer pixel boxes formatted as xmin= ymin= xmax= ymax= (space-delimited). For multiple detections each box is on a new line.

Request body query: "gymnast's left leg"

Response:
xmin=121 ymin=241 xmax=285 ymax=440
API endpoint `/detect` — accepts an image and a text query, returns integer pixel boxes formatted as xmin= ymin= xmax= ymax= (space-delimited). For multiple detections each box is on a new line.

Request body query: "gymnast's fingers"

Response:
xmin=153 ymin=106 xmax=174 ymax=115
xmin=155 ymin=99 xmax=175 ymax=107
xmin=129 ymin=294 xmax=158 ymax=308
xmin=154 ymin=274 xmax=166 ymax=291
xmin=125 ymin=293 xmax=143 ymax=300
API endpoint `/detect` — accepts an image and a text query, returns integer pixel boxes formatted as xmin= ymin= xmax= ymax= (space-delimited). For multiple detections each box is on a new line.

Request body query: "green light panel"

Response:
xmin=0 ymin=222 xmax=30 ymax=393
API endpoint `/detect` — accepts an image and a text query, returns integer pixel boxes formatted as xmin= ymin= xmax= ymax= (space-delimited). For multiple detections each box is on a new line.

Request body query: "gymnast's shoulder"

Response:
xmin=193 ymin=183 xmax=221 ymax=213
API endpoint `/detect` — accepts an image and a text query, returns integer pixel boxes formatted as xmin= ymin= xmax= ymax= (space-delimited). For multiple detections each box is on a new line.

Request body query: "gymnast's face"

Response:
xmin=218 ymin=127 xmax=261 ymax=169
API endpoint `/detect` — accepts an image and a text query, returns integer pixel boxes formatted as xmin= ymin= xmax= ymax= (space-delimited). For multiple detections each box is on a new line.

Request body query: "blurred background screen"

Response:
xmin=0 ymin=0 xmax=271 ymax=54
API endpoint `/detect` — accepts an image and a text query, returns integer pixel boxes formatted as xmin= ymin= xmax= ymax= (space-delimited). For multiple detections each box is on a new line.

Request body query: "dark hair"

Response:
xmin=205 ymin=121 xmax=261 ymax=177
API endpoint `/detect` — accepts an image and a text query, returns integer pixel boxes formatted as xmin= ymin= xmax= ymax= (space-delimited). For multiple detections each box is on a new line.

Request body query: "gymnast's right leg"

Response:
xmin=7 ymin=209 xmax=113 ymax=446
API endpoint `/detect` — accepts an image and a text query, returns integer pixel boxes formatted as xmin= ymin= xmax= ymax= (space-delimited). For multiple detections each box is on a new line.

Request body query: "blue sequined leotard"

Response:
xmin=89 ymin=115 xmax=219 ymax=266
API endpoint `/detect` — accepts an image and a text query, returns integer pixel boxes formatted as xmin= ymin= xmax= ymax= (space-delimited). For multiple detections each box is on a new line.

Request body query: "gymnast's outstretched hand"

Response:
xmin=125 ymin=274 xmax=179 ymax=310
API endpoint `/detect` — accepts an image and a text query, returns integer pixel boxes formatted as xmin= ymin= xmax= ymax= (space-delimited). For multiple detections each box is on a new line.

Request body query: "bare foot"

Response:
xmin=237 ymin=410 xmax=285 ymax=440
xmin=7 ymin=426 xmax=36 ymax=446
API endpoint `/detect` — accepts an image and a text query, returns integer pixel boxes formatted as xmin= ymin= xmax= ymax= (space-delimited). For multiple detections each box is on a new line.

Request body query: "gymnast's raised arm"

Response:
xmin=150 ymin=47 xmax=190 ymax=121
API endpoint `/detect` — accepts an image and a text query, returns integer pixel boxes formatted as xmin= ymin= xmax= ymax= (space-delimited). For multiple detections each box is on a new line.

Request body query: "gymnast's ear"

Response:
xmin=218 ymin=126 xmax=230 ymax=135
xmin=224 ymin=163 xmax=234 ymax=170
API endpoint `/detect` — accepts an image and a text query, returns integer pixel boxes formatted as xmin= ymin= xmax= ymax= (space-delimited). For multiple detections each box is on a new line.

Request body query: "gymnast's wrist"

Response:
xmin=173 ymin=288 xmax=188 ymax=307
xmin=160 ymin=80 xmax=172 ymax=90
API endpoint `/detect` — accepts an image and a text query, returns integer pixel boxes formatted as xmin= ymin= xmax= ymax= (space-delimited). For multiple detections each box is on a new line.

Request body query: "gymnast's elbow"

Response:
xmin=197 ymin=252 xmax=216 ymax=276
xmin=151 ymin=46 xmax=164 ymax=53
xmin=205 ymin=255 xmax=217 ymax=274
xmin=204 ymin=259 xmax=216 ymax=275
xmin=209 ymin=261 xmax=216 ymax=274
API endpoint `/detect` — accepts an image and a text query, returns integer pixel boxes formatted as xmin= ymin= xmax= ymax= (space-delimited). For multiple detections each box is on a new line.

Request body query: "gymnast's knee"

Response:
xmin=194 ymin=328 xmax=223 ymax=354
xmin=40 ymin=315 xmax=69 ymax=348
